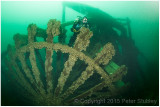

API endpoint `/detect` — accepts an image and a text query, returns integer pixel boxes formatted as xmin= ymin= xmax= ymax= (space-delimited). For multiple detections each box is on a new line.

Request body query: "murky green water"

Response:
xmin=1 ymin=1 xmax=159 ymax=106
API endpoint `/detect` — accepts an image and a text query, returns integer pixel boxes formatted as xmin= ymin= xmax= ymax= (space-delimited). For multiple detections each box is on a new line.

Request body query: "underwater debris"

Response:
xmin=3 ymin=19 xmax=128 ymax=106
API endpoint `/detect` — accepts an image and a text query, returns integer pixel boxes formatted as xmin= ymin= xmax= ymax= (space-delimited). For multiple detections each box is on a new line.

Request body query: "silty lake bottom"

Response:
xmin=1 ymin=1 xmax=159 ymax=106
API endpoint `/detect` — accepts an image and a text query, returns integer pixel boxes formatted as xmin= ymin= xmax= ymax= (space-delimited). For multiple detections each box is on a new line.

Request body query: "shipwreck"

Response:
xmin=1 ymin=2 xmax=142 ymax=106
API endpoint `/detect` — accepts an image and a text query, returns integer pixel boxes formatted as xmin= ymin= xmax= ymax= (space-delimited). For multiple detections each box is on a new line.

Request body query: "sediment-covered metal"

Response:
xmin=7 ymin=45 xmax=39 ymax=100
xmin=3 ymin=19 xmax=128 ymax=105
xmin=54 ymin=27 xmax=93 ymax=96
xmin=45 ymin=19 xmax=61 ymax=95
xmin=62 ymin=42 xmax=115 ymax=99
xmin=28 ymin=24 xmax=46 ymax=96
